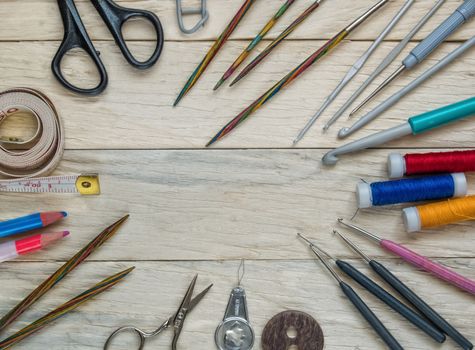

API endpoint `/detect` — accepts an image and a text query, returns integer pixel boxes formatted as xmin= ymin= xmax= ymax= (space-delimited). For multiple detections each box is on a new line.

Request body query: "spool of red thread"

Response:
xmin=388 ymin=150 xmax=475 ymax=178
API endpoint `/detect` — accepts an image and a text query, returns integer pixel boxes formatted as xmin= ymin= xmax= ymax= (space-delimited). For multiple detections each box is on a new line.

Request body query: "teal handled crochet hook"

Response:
xmin=292 ymin=0 xmax=415 ymax=144
xmin=322 ymin=97 xmax=475 ymax=165
xmin=350 ymin=0 xmax=475 ymax=116
xmin=338 ymin=36 xmax=475 ymax=138
xmin=324 ymin=0 xmax=446 ymax=131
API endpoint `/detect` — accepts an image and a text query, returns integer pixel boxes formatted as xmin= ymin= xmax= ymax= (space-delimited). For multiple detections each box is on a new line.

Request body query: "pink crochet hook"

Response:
xmin=338 ymin=218 xmax=475 ymax=295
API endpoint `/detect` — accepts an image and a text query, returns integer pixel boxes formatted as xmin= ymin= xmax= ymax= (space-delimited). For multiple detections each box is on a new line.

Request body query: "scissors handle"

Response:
xmin=91 ymin=0 xmax=164 ymax=69
xmin=104 ymin=319 xmax=170 ymax=350
xmin=52 ymin=0 xmax=108 ymax=96
xmin=104 ymin=326 xmax=147 ymax=350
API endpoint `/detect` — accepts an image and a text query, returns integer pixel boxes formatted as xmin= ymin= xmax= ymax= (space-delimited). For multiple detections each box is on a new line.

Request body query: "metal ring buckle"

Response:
xmin=176 ymin=0 xmax=209 ymax=34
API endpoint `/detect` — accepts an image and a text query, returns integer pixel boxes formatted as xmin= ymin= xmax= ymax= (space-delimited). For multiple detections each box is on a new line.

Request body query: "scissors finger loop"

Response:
xmin=92 ymin=0 xmax=164 ymax=69
xmin=53 ymin=0 xmax=108 ymax=95
xmin=104 ymin=326 xmax=148 ymax=350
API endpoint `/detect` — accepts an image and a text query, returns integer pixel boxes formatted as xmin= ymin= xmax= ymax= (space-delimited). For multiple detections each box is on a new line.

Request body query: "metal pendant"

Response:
xmin=176 ymin=0 xmax=209 ymax=34
xmin=215 ymin=286 xmax=254 ymax=350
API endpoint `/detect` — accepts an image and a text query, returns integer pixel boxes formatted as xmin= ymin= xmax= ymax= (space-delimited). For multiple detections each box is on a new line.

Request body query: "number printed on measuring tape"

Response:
xmin=0 ymin=174 xmax=100 ymax=195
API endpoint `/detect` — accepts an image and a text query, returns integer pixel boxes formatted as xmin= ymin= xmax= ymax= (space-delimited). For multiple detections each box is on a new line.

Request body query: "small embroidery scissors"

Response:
xmin=104 ymin=275 xmax=213 ymax=350
xmin=53 ymin=0 xmax=164 ymax=96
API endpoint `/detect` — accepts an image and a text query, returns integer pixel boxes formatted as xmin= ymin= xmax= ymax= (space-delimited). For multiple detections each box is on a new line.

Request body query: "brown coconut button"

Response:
xmin=261 ymin=310 xmax=324 ymax=350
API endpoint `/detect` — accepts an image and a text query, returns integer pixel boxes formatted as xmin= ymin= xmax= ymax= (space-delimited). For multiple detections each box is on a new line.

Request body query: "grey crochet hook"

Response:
xmin=338 ymin=35 xmax=475 ymax=138
xmin=324 ymin=0 xmax=446 ymax=130
xmin=322 ymin=97 xmax=475 ymax=165
xmin=351 ymin=0 xmax=475 ymax=116
xmin=293 ymin=0 xmax=415 ymax=145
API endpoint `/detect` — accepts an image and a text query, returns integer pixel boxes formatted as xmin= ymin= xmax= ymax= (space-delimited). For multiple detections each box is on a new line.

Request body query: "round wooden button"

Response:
xmin=261 ymin=310 xmax=324 ymax=350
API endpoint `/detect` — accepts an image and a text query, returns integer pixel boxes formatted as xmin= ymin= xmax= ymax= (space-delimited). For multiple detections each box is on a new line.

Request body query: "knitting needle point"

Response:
xmin=230 ymin=0 xmax=324 ymax=87
xmin=207 ymin=0 xmax=389 ymax=146
xmin=214 ymin=0 xmax=296 ymax=91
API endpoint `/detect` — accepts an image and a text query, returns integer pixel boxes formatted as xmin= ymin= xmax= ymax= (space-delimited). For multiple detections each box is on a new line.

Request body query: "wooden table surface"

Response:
xmin=0 ymin=1 xmax=474 ymax=349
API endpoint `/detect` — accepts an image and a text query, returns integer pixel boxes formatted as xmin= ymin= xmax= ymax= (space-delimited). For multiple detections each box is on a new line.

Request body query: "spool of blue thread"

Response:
xmin=356 ymin=173 xmax=467 ymax=208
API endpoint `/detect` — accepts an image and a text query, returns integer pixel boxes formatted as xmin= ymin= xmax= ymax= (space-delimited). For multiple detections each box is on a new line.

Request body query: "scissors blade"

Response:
xmin=171 ymin=276 xmax=213 ymax=349
xmin=188 ymin=283 xmax=213 ymax=311
xmin=178 ymin=275 xmax=197 ymax=313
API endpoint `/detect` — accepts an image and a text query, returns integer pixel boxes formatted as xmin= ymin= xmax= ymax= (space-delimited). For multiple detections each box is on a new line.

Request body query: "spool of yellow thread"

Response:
xmin=403 ymin=195 xmax=475 ymax=233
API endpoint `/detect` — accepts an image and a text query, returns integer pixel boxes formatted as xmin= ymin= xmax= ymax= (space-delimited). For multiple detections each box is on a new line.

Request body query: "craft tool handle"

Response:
xmin=403 ymin=0 xmax=475 ymax=68
xmin=409 ymin=97 xmax=475 ymax=134
xmin=336 ymin=261 xmax=446 ymax=343
xmin=339 ymin=281 xmax=403 ymax=350
xmin=370 ymin=260 xmax=473 ymax=350
xmin=381 ymin=240 xmax=475 ymax=295
xmin=91 ymin=0 xmax=164 ymax=69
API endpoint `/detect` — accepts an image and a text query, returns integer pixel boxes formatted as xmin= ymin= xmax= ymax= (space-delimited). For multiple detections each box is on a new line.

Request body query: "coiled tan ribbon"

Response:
xmin=0 ymin=88 xmax=64 ymax=178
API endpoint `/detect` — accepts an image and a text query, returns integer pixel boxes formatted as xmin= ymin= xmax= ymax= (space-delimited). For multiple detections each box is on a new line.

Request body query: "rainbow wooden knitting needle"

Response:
xmin=214 ymin=0 xmax=296 ymax=91
xmin=0 ymin=215 xmax=129 ymax=333
xmin=207 ymin=0 xmax=389 ymax=146
xmin=0 ymin=267 xmax=134 ymax=350
xmin=230 ymin=0 xmax=324 ymax=87
xmin=174 ymin=0 xmax=257 ymax=106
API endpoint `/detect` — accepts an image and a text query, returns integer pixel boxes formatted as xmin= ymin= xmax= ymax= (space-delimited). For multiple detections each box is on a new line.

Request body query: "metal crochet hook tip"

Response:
xmin=298 ymin=233 xmax=342 ymax=282
xmin=351 ymin=65 xmax=406 ymax=116
xmin=337 ymin=219 xmax=381 ymax=243
xmin=334 ymin=229 xmax=372 ymax=262
xmin=297 ymin=232 xmax=315 ymax=246
xmin=297 ymin=233 xmax=335 ymax=259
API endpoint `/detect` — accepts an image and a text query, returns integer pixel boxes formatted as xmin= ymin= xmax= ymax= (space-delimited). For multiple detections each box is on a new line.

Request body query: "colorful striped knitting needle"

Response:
xmin=0 ymin=211 xmax=67 ymax=239
xmin=0 ymin=231 xmax=69 ymax=263
xmin=0 ymin=215 xmax=129 ymax=333
xmin=207 ymin=0 xmax=389 ymax=146
xmin=230 ymin=0 xmax=323 ymax=87
xmin=174 ymin=0 xmax=257 ymax=106
xmin=0 ymin=267 xmax=134 ymax=350
xmin=214 ymin=0 xmax=296 ymax=91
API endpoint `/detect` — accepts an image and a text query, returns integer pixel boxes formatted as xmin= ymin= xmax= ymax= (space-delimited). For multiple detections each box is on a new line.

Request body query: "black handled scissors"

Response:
xmin=103 ymin=275 xmax=213 ymax=350
xmin=52 ymin=0 xmax=164 ymax=96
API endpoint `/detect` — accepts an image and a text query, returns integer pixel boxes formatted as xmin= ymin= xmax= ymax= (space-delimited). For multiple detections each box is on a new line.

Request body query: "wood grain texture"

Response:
xmin=0 ymin=40 xmax=473 ymax=149
xmin=0 ymin=0 xmax=474 ymax=349
xmin=0 ymin=260 xmax=473 ymax=350
xmin=1 ymin=149 xmax=475 ymax=262
xmin=0 ymin=0 xmax=473 ymax=41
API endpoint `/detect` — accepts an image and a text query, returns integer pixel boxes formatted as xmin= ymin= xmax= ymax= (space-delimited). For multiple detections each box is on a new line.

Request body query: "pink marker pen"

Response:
xmin=0 ymin=231 xmax=69 ymax=263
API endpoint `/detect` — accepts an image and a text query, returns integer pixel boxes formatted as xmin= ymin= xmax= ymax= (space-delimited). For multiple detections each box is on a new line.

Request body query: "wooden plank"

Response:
xmin=0 ymin=0 xmax=473 ymax=41
xmin=0 ymin=260 xmax=473 ymax=349
xmin=1 ymin=149 xmax=474 ymax=261
xmin=0 ymin=40 xmax=473 ymax=149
